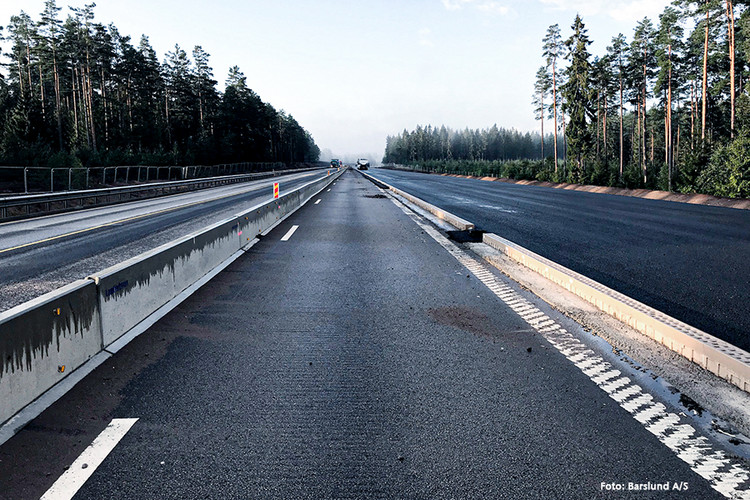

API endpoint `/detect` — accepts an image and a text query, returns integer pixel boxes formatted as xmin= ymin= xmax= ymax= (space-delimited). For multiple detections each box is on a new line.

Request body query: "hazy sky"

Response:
xmin=0 ymin=0 xmax=672 ymax=160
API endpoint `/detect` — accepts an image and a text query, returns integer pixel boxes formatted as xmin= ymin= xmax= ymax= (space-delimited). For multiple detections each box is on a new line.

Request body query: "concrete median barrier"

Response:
xmin=0 ymin=280 xmax=102 ymax=424
xmin=91 ymin=216 xmax=241 ymax=346
xmin=0 ymin=168 xmax=344 ymax=433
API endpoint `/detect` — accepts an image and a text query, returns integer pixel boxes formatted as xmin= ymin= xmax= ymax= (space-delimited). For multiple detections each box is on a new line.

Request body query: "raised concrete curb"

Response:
xmin=0 ymin=168 xmax=345 ymax=436
xmin=483 ymin=232 xmax=750 ymax=393
xmin=357 ymin=170 xmax=474 ymax=231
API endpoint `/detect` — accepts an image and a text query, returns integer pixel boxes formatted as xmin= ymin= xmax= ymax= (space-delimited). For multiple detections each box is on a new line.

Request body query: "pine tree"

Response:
xmin=562 ymin=15 xmax=594 ymax=182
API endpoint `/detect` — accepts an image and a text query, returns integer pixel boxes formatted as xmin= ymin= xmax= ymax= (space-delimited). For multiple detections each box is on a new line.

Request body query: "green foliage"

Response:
xmin=383 ymin=125 xmax=551 ymax=164
xmin=0 ymin=4 xmax=319 ymax=167
xmin=697 ymin=130 xmax=750 ymax=197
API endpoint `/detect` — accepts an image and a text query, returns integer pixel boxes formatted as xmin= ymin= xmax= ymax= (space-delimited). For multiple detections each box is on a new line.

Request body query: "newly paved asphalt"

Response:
xmin=0 ymin=170 xmax=722 ymax=499
xmin=368 ymin=168 xmax=750 ymax=352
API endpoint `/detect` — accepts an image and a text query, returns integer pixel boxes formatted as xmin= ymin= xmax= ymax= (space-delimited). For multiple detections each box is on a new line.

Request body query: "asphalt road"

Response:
xmin=367 ymin=168 xmax=750 ymax=353
xmin=0 ymin=169 xmax=329 ymax=311
xmin=0 ymin=170 xmax=726 ymax=499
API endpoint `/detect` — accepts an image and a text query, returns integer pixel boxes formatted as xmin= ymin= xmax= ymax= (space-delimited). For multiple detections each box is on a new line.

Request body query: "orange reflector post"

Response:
xmin=273 ymin=182 xmax=279 ymax=199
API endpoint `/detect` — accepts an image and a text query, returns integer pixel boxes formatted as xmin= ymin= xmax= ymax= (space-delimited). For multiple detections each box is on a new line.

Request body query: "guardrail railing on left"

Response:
xmin=0 ymin=167 xmax=321 ymax=222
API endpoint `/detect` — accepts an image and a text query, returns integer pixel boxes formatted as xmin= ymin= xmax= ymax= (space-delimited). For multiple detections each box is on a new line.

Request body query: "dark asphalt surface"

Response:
xmin=368 ymin=168 xmax=750 ymax=353
xmin=0 ymin=172 xmax=323 ymax=287
xmin=0 ymin=170 xmax=722 ymax=499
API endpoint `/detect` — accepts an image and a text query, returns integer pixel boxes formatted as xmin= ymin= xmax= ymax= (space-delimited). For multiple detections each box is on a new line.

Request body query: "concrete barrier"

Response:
xmin=0 ymin=168 xmax=345 ymax=430
xmin=0 ymin=280 xmax=102 ymax=423
xmin=357 ymin=170 xmax=474 ymax=231
xmin=483 ymin=232 xmax=750 ymax=393
xmin=91 ymin=216 xmax=241 ymax=346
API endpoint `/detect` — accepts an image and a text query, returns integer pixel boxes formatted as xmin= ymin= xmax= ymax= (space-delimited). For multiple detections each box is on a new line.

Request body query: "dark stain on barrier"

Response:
xmin=99 ymin=219 xmax=239 ymax=303
xmin=0 ymin=282 xmax=99 ymax=379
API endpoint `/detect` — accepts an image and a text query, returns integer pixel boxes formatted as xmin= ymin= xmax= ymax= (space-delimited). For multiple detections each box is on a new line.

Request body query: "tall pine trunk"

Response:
xmin=701 ymin=6 xmax=709 ymax=141
xmin=726 ymin=0 xmax=736 ymax=137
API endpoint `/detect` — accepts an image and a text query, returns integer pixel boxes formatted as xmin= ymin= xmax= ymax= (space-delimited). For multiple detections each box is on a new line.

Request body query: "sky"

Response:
xmin=0 ymin=0 xmax=674 ymax=161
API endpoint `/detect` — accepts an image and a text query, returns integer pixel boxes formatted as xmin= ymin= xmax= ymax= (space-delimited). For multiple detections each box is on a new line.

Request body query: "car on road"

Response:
xmin=330 ymin=159 xmax=340 ymax=168
xmin=357 ymin=159 xmax=370 ymax=170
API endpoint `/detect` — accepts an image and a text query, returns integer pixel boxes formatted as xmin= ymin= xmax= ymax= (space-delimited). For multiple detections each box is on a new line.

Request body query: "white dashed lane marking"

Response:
xmin=315 ymin=199 xmax=321 ymax=205
xmin=41 ymin=418 xmax=138 ymax=500
xmin=385 ymin=192 xmax=750 ymax=499
xmin=280 ymin=225 xmax=299 ymax=241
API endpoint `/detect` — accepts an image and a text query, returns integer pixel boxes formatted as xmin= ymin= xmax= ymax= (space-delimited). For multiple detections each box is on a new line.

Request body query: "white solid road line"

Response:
xmin=41 ymin=418 xmax=138 ymax=500
xmin=281 ymin=225 xmax=299 ymax=241
xmin=315 ymin=199 xmax=322 ymax=205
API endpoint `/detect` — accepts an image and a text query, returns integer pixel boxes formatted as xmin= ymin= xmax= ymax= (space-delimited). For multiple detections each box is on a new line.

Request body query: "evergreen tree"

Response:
xmin=562 ymin=15 xmax=594 ymax=182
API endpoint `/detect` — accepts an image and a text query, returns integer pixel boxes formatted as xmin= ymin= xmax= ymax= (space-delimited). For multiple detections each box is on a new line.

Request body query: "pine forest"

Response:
xmin=385 ymin=1 xmax=750 ymax=199
xmin=0 ymin=1 xmax=320 ymax=169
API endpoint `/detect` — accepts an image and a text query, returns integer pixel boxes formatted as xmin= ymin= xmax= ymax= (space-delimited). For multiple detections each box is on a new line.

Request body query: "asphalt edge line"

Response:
xmin=357 ymin=169 xmax=750 ymax=395
xmin=40 ymin=418 xmax=139 ymax=500
xmin=382 ymin=186 xmax=750 ymax=499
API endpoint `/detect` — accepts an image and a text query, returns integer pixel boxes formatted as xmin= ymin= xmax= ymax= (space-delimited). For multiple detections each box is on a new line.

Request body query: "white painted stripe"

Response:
xmin=601 ymin=377 xmax=631 ymax=393
xmin=622 ymin=394 xmax=654 ymax=413
xmin=383 ymin=191 xmax=750 ymax=498
xmin=647 ymin=414 xmax=681 ymax=436
xmin=610 ymin=384 xmax=640 ymax=402
xmin=41 ymin=418 xmax=138 ymax=500
xmin=280 ymin=225 xmax=299 ymax=241
xmin=634 ymin=403 xmax=667 ymax=424
xmin=315 ymin=199 xmax=321 ymax=205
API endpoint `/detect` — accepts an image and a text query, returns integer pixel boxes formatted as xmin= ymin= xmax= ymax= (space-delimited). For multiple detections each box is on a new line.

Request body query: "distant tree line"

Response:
xmin=0 ymin=1 xmax=320 ymax=168
xmin=382 ymin=125 xmax=554 ymax=164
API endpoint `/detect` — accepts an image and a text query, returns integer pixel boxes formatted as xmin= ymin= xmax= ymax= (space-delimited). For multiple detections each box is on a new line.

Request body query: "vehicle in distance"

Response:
xmin=357 ymin=159 xmax=370 ymax=170
xmin=330 ymin=159 xmax=340 ymax=168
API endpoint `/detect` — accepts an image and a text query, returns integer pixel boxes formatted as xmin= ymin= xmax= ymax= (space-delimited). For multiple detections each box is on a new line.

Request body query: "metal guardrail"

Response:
xmin=0 ymin=167 xmax=322 ymax=221
xmin=0 ymin=163 xmax=286 ymax=195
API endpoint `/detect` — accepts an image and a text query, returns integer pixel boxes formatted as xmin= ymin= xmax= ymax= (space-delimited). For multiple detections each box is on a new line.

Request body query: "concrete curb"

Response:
xmin=484 ymin=232 xmax=750 ymax=393
xmin=0 ymin=168 xmax=346 ymax=437
xmin=357 ymin=170 xmax=474 ymax=231
xmin=361 ymin=169 xmax=750 ymax=394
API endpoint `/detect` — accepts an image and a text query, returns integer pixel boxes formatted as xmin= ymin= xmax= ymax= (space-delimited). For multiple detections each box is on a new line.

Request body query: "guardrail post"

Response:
xmin=86 ymin=168 xmax=89 ymax=188
xmin=50 ymin=168 xmax=55 ymax=193
xmin=102 ymin=168 xmax=106 ymax=186
xmin=68 ymin=168 xmax=72 ymax=191
xmin=125 ymin=166 xmax=129 ymax=183
xmin=24 ymin=167 xmax=28 ymax=194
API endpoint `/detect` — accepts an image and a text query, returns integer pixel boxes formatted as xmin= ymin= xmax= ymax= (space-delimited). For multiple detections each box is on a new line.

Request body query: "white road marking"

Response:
xmin=41 ymin=418 xmax=138 ymax=500
xmin=281 ymin=225 xmax=299 ymax=241
xmin=327 ymin=189 xmax=331 ymax=192
xmin=386 ymin=193 xmax=750 ymax=499
xmin=315 ymin=199 xmax=322 ymax=205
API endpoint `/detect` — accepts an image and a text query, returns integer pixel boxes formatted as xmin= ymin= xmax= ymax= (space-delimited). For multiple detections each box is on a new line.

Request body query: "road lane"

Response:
xmin=367 ymin=168 xmax=750 ymax=353
xmin=0 ymin=170 xmax=730 ymax=499
xmin=0 ymin=169 xmax=328 ymax=311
